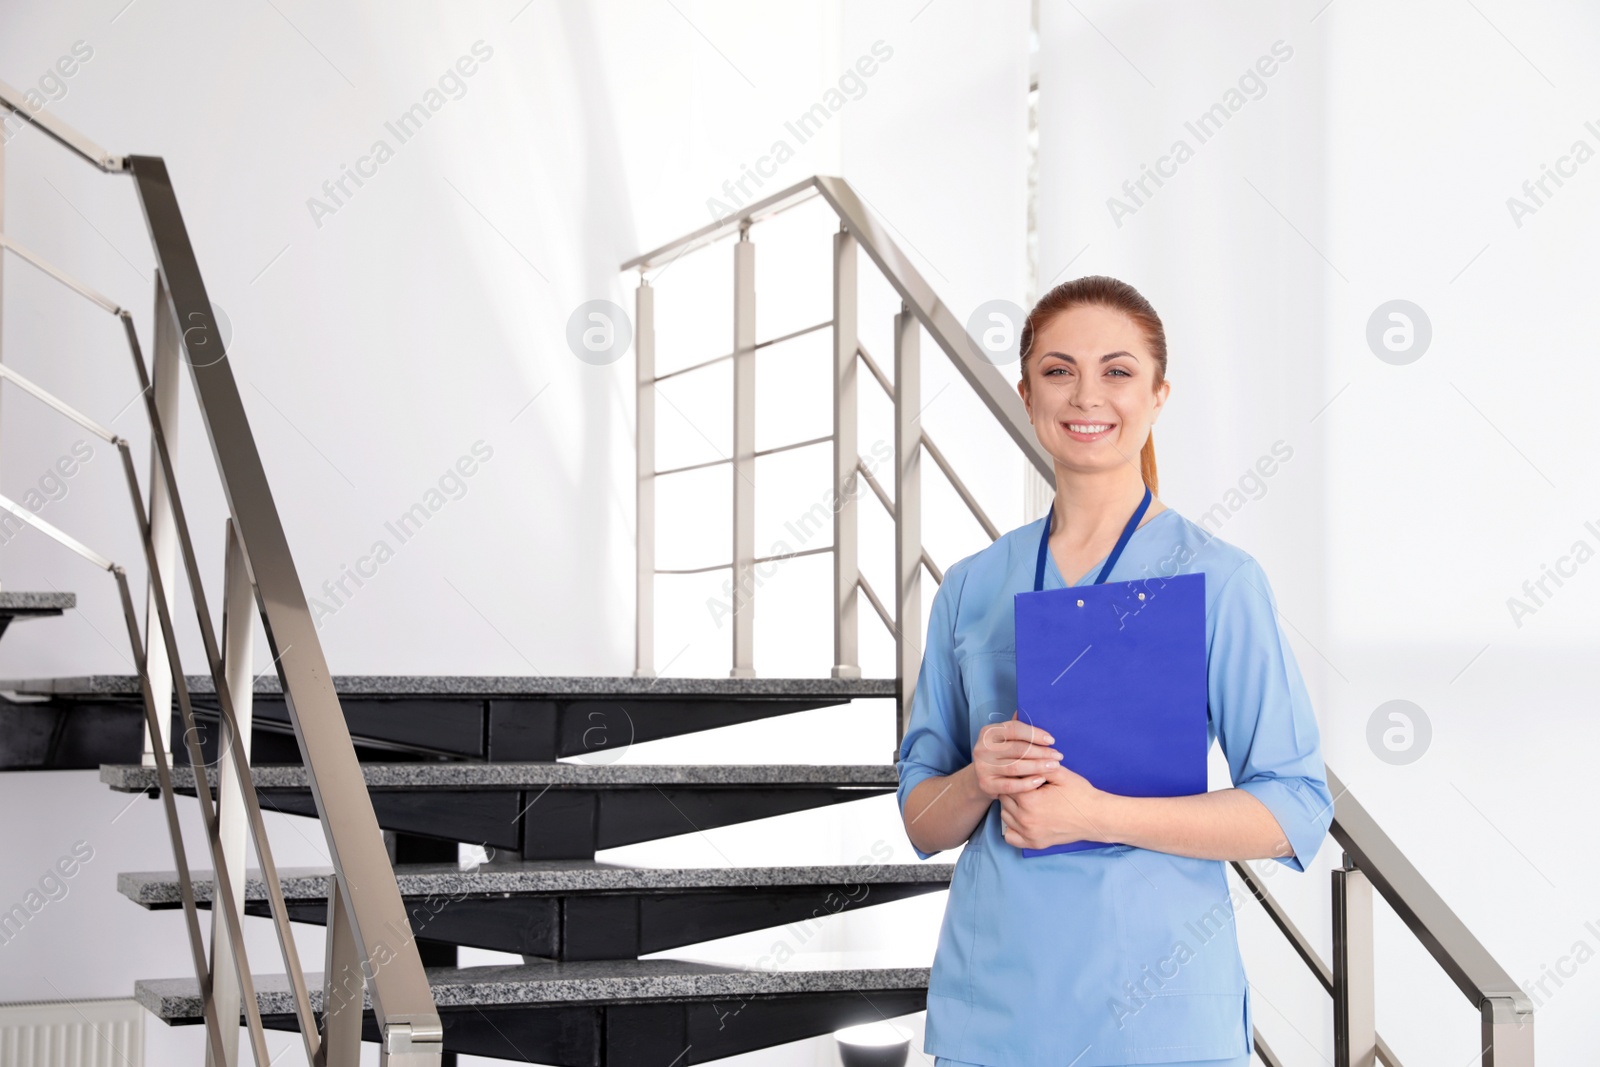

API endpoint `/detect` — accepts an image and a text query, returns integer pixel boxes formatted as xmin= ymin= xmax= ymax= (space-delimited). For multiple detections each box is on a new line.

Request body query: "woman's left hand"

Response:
xmin=998 ymin=764 xmax=1110 ymax=850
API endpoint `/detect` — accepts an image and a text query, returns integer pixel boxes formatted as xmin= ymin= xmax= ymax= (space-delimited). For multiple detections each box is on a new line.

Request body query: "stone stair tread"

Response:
xmin=118 ymin=859 xmax=957 ymax=904
xmin=6 ymin=674 xmax=897 ymax=698
xmin=101 ymin=761 xmax=900 ymax=791
xmin=0 ymin=592 xmax=76 ymax=611
xmin=136 ymin=955 xmax=931 ymax=1019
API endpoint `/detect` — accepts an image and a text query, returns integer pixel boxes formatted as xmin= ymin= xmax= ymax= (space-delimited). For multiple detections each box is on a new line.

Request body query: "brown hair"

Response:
xmin=1018 ymin=275 xmax=1167 ymax=494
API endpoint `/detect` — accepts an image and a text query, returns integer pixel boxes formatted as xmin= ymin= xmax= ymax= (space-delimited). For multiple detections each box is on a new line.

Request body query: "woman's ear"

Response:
xmin=1151 ymin=377 xmax=1171 ymax=421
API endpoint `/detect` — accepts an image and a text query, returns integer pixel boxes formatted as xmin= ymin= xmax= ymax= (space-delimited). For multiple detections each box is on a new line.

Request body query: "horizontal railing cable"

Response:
xmin=654 ymin=455 xmax=729 ymax=478
xmin=919 ymin=432 xmax=1000 ymax=541
xmin=0 ymin=364 xmax=119 ymax=442
xmin=755 ymin=318 xmax=832 ymax=350
xmin=755 ymin=433 xmax=831 ymax=459
xmin=0 ymin=79 xmax=124 ymax=171
xmin=651 ymin=319 xmax=835 ymax=385
xmin=0 ymin=234 xmax=125 ymax=313
xmin=0 ymin=496 xmax=235 ymax=1065
xmin=855 ymin=573 xmax=895 ymax=638
xmin=855 ymin=340 xmax=894 ymax=397
xmin=856 ymin=458 xmax=892 ymax=515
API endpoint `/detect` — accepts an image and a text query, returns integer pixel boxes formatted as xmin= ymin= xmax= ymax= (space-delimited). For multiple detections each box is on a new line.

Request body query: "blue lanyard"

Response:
xmin=1033 ymin=482 xmax=1152 ymax=592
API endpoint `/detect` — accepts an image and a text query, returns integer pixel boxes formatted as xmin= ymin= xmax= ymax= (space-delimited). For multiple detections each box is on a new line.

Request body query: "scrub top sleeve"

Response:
xmin=1208 ymin=557 xmax=1334 ymax=873
xmin=895 ymin=559 xmax=973 ymax=862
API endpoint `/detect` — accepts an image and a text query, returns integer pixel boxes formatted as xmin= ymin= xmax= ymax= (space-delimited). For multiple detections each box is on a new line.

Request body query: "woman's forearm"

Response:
xmin=903 ymin=763 xmax=993 ymax=855
xmin=1091 ymin=785 xmax=1290 ymax=862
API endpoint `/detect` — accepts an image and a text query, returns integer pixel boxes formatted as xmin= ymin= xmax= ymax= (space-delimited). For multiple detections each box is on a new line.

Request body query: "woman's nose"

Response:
xmin=1065 ymin=376 xmax=1102 ymax=408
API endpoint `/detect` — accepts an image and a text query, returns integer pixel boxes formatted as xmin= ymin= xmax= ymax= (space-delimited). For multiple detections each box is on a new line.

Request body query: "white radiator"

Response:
xmin=0 ymin=1000 xmax=144 ymax=1067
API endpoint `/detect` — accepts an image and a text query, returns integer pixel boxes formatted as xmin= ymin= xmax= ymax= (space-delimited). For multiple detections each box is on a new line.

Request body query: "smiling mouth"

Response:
xmin=1062 ymin=421 xmax=1116 ymax=440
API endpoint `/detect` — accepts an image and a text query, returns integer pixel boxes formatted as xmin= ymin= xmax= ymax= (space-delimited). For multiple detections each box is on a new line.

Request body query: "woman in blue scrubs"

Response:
xmin=896 ymin=276 xmax=1333 ymax=1067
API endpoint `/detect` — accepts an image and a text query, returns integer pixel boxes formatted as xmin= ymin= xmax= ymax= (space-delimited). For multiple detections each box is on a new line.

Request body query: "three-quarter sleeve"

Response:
xmin=895 ymin=559 xmax=974 ymax=861
xmin=1208 ymin=557 xmax=1334 ymax=872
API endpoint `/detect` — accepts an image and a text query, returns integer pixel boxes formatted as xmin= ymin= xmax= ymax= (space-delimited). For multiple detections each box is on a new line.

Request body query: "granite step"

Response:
xmin=0 ymin=594 xmax=81 ymax=771
xmin=136 ymin=957 xmax=929 ymax=1065
xmin=3 ymin=674 xmax=896 ymax=768
xmin=101 ymin=762 xmax=901 ymax=858
xmin=0 ymin=591 xmax=74 ymax=635
xmin=119 ymin=858 xmax=955 ymax=960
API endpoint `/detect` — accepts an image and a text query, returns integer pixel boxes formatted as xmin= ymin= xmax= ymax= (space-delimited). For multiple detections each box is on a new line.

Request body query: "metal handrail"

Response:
xmin=626 ymin=176 xmax=1054 ymax=482
xmin=1327 ymin=769 xmax=1533 ymax=1054
xmin=623 ymin=179 xmax=823 ymax=274
xmin=1328 ymin=769 xmax=1528 ymax=1008
xmin=624 ymin=174 xmax=1534 ymax=1065
xmin=1230 ymin=858 xmax=1407 ymax=1067
xmin=1229 ymin=771 xmax=1536 ymax=1067
xmin=1 ymin=85 xmax=442 ymax=1066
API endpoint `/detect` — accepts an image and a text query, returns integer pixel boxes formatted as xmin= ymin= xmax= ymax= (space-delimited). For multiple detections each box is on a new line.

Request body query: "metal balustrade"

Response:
xmin=1 ymin=81 xmax=441 ymax=1067
xmin=625 ymin=176 xmax=1032 ymax=731
xmin=623 ymin=174 xmax=1535 ymax=1066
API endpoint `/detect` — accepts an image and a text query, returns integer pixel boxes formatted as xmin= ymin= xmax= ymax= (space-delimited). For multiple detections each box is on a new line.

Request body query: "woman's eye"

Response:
xmin=1107 ymin=367 xmax=1131 ymax=378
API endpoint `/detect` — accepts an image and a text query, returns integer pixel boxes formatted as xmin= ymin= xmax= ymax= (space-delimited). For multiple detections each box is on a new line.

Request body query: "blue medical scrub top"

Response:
xmin=896 ymin=507 xmax=1334 ymax=1067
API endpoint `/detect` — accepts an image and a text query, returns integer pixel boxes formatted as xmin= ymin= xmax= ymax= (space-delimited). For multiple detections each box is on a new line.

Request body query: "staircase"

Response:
xmin=0 ymin=79 xmax=1536 ymax=1067
xmin=99 ymin=679 xmax=944 ymax=1064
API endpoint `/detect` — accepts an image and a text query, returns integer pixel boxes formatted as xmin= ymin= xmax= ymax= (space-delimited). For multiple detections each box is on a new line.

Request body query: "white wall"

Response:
xmin=1040 ymin=1 xmax=1599 ymax=1062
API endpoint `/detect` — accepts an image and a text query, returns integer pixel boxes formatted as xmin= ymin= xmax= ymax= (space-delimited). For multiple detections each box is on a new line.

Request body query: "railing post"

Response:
xmin=319 ymin=876 xmax=365 ymax=1067
xmin=731 ymin=227 xmax=756 ymax=678
xmin=892 ymin=302 xmax=919 ymax=741
xmin=831 ymin=225 xmax=860 ymax=680
xmin=634 ymin=275 xmax=655 ymax=678
xmin=1481 ymin=996 xmax=1534 ymax=1066
xmin=206 ymin=519 xmax=254 ymax=1067
xmin=141 ymin=277 xmax=180 ymax=767
xmin=1333 ymin=853 xmax=1376 ymax=1067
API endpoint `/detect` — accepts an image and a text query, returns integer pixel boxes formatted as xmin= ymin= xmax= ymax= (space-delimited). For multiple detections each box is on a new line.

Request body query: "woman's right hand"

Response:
xmin=972 ymin=713 xmax=1062 ymax=798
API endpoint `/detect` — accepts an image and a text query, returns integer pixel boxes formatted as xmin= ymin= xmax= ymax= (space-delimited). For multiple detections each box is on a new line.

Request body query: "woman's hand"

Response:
xmin=971 ymin=712 xmax=1062 ymax=799
xmin=999 ymin=763 xmax=1108 ymax=851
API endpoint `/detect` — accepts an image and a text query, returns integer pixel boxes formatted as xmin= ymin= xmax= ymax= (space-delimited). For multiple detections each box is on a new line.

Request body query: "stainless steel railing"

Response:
xmin=1 ymin=83 xmax=441 ymax=1066
xmin=623 ymin=175 xmax=1535 ymax=1066
xmin=625 ymin=176 xmax=1036 ymax=733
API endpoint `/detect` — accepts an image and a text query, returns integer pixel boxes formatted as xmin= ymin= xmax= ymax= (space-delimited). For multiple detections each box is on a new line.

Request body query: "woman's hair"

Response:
xmin=1018 ymin=275 xmax=1166 ymax=494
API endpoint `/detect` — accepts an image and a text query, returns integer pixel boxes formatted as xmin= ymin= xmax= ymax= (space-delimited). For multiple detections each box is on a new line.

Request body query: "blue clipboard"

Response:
xmin=1013 ymin=571 xmax=1209 ymax=856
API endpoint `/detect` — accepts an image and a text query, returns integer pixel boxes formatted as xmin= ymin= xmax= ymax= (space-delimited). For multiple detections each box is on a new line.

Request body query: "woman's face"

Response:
xmin=1018 ymin=304 xmax=1169 ymax=477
